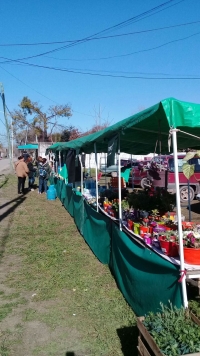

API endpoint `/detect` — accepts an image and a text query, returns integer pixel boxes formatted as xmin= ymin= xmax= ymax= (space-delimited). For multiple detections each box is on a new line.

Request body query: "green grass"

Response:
xmin=0 ymin=298 xmax=27 ymax=322
xmin=1 ymin=174 xmax=137 ymax=356
xmin=0 ymin=174 xmax=8 ymax=188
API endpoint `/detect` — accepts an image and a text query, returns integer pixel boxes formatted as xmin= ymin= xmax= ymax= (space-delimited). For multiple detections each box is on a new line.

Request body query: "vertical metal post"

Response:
xmin=0 ymin=83 xmax=13 ymax=170
xmin=105 ymin=152 xmax=107 ymax=187
xmin=172 ymin=128 xmax=188 ymax=308
xmin=11 ymin=120 xmax=14 ymax=162
xmin=187 ymin=179 xmax=191 ymax=222
xmin=79 ymin=155 xmax=83 ymax=193
xmin=118 ymin=133 xmax=122 ymax=230
xmin=59 ymin=151 xmax=61 ymax=167
xmin=94 ymin=142 xmax=99 ymax=212
xmin=131 ymin=154 xmax=134 ymax=189
xmin=89 ymin=154 xmax=91 ymax=177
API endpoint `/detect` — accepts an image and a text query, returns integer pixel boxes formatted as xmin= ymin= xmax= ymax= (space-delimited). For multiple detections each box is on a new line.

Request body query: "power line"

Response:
xmin=0 ymin=18 xmax=198 ymax=48
xmin=44 ymin=29 xmax=200 ymax=62
xmin=92 ymin=30 xmax=200 ymax=60
xmin=0 ymin=65 xmax=58 ymax=104
xmin=1 ymin=27 xmax=200 ymax=78
xmin=0 ymin=0 xmax=185 ymax=63
xmin=3 ymin=56 xmax=200 ymax=78
xmin=0 ymin=65 xmax=96 ymax=119
xmin=3 ymin=58 xmax=200 ymax=80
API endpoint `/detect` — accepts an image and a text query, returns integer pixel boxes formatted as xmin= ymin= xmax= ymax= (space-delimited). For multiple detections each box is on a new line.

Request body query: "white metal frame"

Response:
xmin=171 ymin=128 xmax=188 ymax=308
xmin=94 ymin=143 xmax=99 ymax=212
xmin=79 ymin=154 xmax=83 ymax=193
xmin=118 ymin=133 xmax=122 ymax=230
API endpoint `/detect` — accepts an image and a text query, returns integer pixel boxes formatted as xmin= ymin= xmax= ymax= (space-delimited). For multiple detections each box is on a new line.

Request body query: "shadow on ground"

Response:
xmin=0 ymin=195 xmax=26 ymax=262
xmin=117 ymin=325 xmax=138 ymax=356
xmin=0 ymin=174 xmax=8 ymax=188
xmin=0 ymin=195 xmax=26 ymax=223
xmin=0 ymin=196 xmax=26 ymax=210
xmin=189 ymin=201 xmax=200 ymax=215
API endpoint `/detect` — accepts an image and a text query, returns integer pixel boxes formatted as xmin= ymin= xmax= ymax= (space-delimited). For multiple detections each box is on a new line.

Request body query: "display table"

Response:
xmin=53 ymin=178 xmax=183 ymax=316
xmin=99 ymin=204 xmax=200 ymax=294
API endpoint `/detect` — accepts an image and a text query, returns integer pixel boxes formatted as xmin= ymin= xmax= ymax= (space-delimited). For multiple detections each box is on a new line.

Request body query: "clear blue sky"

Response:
xmin=0 ymin=0 xmax=200 ymax=144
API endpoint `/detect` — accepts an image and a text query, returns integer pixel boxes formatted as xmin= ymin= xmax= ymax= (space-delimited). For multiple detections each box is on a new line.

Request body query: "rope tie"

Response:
xmin=178 ymin=269 xmax=186 ymax=283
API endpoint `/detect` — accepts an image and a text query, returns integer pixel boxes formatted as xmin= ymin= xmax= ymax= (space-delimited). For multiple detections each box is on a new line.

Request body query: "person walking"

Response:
xmin=27 ymin=157 xmax=36 ymax=191
xmin=15 ymin=156 xmax=29 ymax=194
xmin=38 ymin=158 xmax=51 ymax=194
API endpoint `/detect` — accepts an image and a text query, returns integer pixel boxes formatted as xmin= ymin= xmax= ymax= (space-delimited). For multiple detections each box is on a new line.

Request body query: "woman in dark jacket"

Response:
xmin=27 ymin=157 xmax=36 ymax=191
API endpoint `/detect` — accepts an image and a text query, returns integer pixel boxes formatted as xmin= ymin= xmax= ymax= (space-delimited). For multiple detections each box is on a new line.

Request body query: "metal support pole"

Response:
xmin=187 ymin=179 xmax=191 ymax=222
xmin=94 ymin=143 xmax=99 ymax=212
xmin=0 ymin=83 xmax=13 ymax=170
xmin=105 ymin=152 xmax=107 ymax=187
xmin=79 ymin=155 xmax=83 ymax=193
xmin=89 ymin=154 xmax=91 ymax=177
xmin=59 ymin=151 xmax=61 ymax=168
xmin=118 ymin=133 xmax=122 ymax=230
xmin=11 ymin=120 xmax=14 ymax=162
xmin=131 ymin=154 xmax=134 ymax=189
xmin=172 ymin=128 xmax=188 ymax=308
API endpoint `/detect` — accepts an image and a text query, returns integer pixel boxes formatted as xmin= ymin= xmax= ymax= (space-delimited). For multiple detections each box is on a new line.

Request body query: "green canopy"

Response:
xmin=18 ymin=144 xmax=38 ymax=150
xmin=57 ymin=98 xmax=200 ymax=154
xmin=46 ymin=142 xmax=66 ymax=154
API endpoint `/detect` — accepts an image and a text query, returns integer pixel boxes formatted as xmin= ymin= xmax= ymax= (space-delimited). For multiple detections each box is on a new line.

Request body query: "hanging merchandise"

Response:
xmin=66 ymin=149 xmax=76 ymax=183
xmin=107 ymin=135 xmax=118 ymax=167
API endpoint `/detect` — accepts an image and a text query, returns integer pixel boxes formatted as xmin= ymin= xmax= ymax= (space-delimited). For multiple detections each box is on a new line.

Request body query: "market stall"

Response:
xmin=47 ymin=97 xmax=200 ymax=315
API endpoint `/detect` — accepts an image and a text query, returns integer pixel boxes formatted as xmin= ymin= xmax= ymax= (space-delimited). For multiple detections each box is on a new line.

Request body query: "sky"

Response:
xmin=0 ymin=0 xmax=200 ymax=144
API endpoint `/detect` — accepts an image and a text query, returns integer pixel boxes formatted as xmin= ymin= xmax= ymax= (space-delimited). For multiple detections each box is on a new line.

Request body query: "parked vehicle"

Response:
xmin=128 ymin=161 xmax=149 ymax=188
xmin=100 ymin=164 xmax=121 ymax=175
xmin=100 ymin=159 xmax=137 ymax=176
xmin=147 ymin=154 xmax=200 ymax=203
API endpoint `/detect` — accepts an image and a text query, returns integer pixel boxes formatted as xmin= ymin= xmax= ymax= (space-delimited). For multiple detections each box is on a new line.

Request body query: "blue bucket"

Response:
xmin=47 ymin=185 xmax=57 ymax=200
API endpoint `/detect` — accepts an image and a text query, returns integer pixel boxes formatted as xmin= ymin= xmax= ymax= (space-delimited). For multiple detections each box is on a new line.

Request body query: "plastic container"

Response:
xmin=134 ymin=223 xmax=140 ymax=235
xmin=47 ymin=185 xmax=57 ymax=200
xmin=140 ymin=226 xmax=149 ymax=237
xmin=127 ymin=220 xmax=134 ymax=231
xmin=143 ymin=233 xmax=151 ymax=245
xmin=183 ymin=247 xmax=200 ymax=265
xmin=160 ymin=239 xmax=178 ymax=257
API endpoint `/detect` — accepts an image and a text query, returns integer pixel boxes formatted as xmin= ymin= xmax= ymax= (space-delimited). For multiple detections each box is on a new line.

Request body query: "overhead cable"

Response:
xmin=0 ymin=17 xmax=197 ymax=47
xmin=0 ymin=0 xmax=185 ymax=63
xmin=2 ymin=58 xmax=200 ymax=80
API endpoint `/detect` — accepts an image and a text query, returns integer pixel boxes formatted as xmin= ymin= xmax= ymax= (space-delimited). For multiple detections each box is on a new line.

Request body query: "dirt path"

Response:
xmin=0 ymin=175 xmax=136 ymax=356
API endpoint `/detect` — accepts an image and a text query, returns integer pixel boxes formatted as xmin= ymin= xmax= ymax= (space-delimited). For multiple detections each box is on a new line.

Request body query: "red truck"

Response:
xmin=129 ymin=161 xmax=149 ymax=189
xmin=147 ymin=154 xmax=200 ymax=203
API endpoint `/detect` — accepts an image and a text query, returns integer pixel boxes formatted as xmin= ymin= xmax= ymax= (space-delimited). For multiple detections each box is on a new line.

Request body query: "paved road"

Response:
xmin=0 ymin=158 xmax=14 ymax=174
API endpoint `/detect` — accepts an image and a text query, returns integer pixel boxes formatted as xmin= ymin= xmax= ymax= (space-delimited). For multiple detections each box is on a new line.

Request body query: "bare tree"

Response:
xmin=12 ymin=97 xmax=72 ymax=142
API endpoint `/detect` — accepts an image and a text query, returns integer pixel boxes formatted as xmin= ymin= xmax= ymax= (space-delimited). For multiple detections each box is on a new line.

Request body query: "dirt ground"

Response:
xmin=181 ymin=200 xmax=200 ymax=223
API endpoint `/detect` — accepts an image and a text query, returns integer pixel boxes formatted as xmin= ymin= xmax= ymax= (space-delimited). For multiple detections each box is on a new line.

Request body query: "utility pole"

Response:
xmin=0 ymin=83 xmax=13 ymax=170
